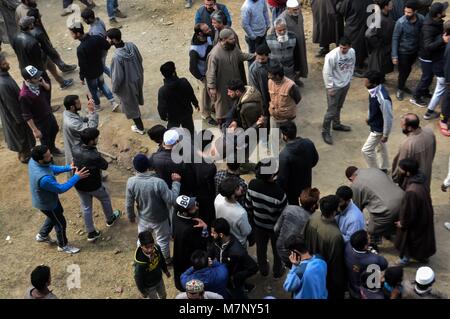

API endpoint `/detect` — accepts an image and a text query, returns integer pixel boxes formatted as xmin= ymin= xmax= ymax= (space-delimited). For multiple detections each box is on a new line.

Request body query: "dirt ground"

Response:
xmin=0 ymin=0 xmax=449 ymax=299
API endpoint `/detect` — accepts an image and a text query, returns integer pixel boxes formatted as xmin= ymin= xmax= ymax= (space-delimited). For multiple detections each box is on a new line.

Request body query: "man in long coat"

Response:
xmin=392 ymin=113 xmax=436 ymax=189
xmin=206 ymin=29 xmax=254 ymax=125
xmin=0 ymin=0 xmax=19 ymax=46
xmin=394 ymin=158 xmax=436 ymax=264
xmin=277 ymin=0 xmax=308 ymax=82
xmin=311 ymin=0 xmax=343 ymax=57
xmin=338 ymin=0 xmax=374 ymax=75
xmin=0 ymin=53 xmax=35 ymax=163
xmin=106 ymin=28 xmax=145 ymax=134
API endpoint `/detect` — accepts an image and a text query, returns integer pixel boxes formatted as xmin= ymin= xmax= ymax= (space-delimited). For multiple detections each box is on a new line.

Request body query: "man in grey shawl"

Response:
xmin=206 ymin=28 xmax=254 ymax=125
xmin=0 ymin=52 xmax=35 ymax=163
xmin=106 ymin=28 xmax=145 ymax=135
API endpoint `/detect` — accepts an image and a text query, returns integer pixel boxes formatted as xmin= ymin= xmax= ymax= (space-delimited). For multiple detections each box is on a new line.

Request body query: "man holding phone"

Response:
xmin=19 ymin=65 xmax=63 ymax=156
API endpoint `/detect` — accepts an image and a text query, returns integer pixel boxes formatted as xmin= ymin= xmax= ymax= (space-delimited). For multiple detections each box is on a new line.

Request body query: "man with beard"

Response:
xmin=338 ymin=0 xmax=374 ymax=77
xmin=172 ymin=195 xmax=209 ymax=291
xmin=391 ymin=113 xmax=436 ymax=188
xmin=62 ymin=95 xmax=98 ymax=166
xmin=366 ymin=0 xmax=395 ymax=78
xmin=335 ymin=186 xmax=365 ymax=243
xmin=106 ymin=28 xmax=145 ymax=135
xmin=311 ymin=0 xmax=343 ymax=57
xmin=394 ymin=158 xmax=436 ymax=265
xmin=241 ymin=0 xmax=270 ymax=54
xmin=189 ymin=23 xmax=217 ymax=126
xmin=206 ymin=29 xmax=254 ymax=126
xmin=266 ymin=17 xmax=300 ymax=83
xmin=391 ymin=1 xmax=425 ymax=101
xmin=277 ymin=0 xmax=308 ymax=86
xmin=0 ymin=52 xmax=35 ymax=163
xmin=249 ymin=44 xmax=271 ymax=117
xmin=321 ymin=37 xmax=355 ymax=145
xmin=195 ymin=0 xmax=232 ymax=30
xmin=29 ymin=145 xmax=89 ymax=254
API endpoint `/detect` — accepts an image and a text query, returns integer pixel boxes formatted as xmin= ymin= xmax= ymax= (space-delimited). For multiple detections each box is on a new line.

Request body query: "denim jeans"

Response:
xmin=85 ymin=75 xmax=114 ymax=106
xmin=107 ymin=0 xmax=119 ymax=19
xmin=77 ymin=185 xmax=114 ymax=233
xmin=39 ymin=200 xmax=68 ymax=248
xmin=428 ymin=77 xmax=446 ymax=111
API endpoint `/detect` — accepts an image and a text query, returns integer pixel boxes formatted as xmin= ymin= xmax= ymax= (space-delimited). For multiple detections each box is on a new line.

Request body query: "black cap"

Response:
xmin=21 ymin=65 xmax=43 ymax=80
xmin=430 ymin=2 xmax=448 ymax=17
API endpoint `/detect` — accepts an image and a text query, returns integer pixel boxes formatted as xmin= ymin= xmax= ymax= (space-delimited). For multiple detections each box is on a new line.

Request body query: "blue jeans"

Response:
xmin=107 ymin=0 xmax=119 ymax=19
xmin=86 ymin=75 xmax=114 ymax=106
xmin=269 ymin=5 xmax=286 ymax=25
xmin=39 ymin=200 xmax=68 ymax=248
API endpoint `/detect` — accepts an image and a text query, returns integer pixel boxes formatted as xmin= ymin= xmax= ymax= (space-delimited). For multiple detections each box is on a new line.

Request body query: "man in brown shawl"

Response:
xmin=394 ymin=158 xmax=436 ymax=266
xmin=206 ymin=28 xmax=254 ymax=125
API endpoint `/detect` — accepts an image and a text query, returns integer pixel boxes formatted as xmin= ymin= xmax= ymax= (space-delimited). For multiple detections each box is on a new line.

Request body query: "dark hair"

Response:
xmin=31 ymin=145 xmax=49 ymax=162
xmin=198 ymin=129 xmax=214 ymax=152
xmin=404 ymin=0 xmax=418 ymax=11
xmin=26 ymin=8 xmax=40 ymax=21
xmin=147 ymin=124 xmax=167 ymax=144
xmin=63 ymin=94 xmax=79 ymax=110
xmin=226 ymin=161 xmax=240 ymax=172
xmin=350 ymin=230 xmax=368 ymax=251
xmin=138 ymin=230 xmax=155 ymax=246
xmin=227 ymin=79 xmax=245 ymax=92
xmin=319 ymin=195 xmax=340 ymax=218
xmin=338 ymin=36 xmax=352 ymax=46
xmin=280 ymin=122 xmax=297 ymax=140
xmin=160 ymin=61 xmax=176 ymax=78
xmin=267 ymin=61 xmax=284 ymax=78
xmin=300 ymin=187 xmax=320 ymax=211
xmin=69 ymin=23 xmax=84 ymax=34
xmin=80 ymin=128 xmax=100 ymax=145
xmin=285 ymin=235 xmax=309 ymax=254
xmin=31 ymin=265 xmax=51 ymax=291
xmin=345 ymin=166 xmax=358 ymax=179
xmin=194 ymin=23 xmax=205 ymax=35
xmin=336 ymin=185 xmax=353 ymax=201
xmin=375 ymin=0 xmax=392 ymax=10
xmin=106 ymin=28 xmax=122 ymax=41
xmin=398 ymin=158 xmax=419 ymax=175
xmin=403 ymin=113 xmax=420 ymax=129
xmin=255 ymin=43 xmax=271 ymax=55
xmin=364 ymin=70 xmax=384 ymax=86
xmin=384 ymin=266 xmax=404 ymax=286
xmin=218 ymin=177 xmax=240 ymax=198
xmin=81 ymin=8 xmax=95 ymax=21
xmin=212 ymin=218 xmax=230 ymax=236
xmin=190 ymin=250 xmax=208 ymax=270
xmin=255 ymin=159 xmax=275 ymax=181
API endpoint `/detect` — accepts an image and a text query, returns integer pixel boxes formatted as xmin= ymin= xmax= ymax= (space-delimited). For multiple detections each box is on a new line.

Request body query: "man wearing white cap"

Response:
xmin=175 ymin=279 xmax=224 ymax=299
xmin=402 ymin=266 xmax=447 ymax=299
xmin=277 ymin=0 xmax=308 ymax=85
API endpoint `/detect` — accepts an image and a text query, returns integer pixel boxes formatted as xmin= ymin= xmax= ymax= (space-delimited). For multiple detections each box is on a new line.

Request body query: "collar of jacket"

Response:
xmin=163 ymin=76 xmax=179 ymax=84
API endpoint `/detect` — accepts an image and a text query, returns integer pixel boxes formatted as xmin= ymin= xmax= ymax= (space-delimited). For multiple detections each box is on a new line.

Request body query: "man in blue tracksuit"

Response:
xmin=283 ymin=236 xmax=328 ymax=299
xmin=29 ymin=145 xmax=89 ymax=254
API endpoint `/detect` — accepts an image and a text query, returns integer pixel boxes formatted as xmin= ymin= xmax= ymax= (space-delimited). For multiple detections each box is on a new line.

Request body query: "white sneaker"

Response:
xmin=57 ymin=245 xmax=81 ymax=254
xmin=131 ymin=125 xmax=145 ymax=135
xmin=35 ymin=234 xmax=57 ymax=244
xmin=111 ymin=101 xmax=120 ymax=112
xmin=445 ymin=222 xmax=450 ymax=231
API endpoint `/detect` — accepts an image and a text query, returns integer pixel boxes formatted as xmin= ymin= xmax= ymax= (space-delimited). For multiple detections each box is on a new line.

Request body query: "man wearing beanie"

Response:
xmin=402 ymin=266 xmax=447 ymax=299
xmin=125 ymin=154 xmax=181 ymax=262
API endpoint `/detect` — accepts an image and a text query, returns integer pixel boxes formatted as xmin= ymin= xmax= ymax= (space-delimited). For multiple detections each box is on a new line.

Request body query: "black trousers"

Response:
xmin=414 ymin=60 xmax=433 ymax=98
xmin=168 ymin=116 xmax=195 ymax=136
xmin=133 ymin=117 xmax=144 ymax=131
xmin=397 ymin=53 xmax=417 ymax=90
xmin=35 ymin=113 xmax=59 ymax=152
xmin=254 ymin=227 xmax=283 ymax=276
xmin=39 ymin=200 xmax=68 ymax=248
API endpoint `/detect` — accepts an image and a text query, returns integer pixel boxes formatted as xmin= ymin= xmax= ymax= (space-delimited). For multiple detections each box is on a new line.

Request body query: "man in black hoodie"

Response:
xmin=158 ymin=61 xmax=199 ymax=135
xmin=277 ymin=121 xmax=319 ymax=205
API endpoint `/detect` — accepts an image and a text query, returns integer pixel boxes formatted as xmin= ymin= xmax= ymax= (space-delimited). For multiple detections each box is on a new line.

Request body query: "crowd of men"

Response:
xmin=1 ymin=0 xmax=450 ymax=300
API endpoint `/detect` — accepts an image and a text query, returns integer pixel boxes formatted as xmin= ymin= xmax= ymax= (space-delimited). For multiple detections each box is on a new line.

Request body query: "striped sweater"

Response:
xmin=246 ymin=179 xmax=288 ymax=231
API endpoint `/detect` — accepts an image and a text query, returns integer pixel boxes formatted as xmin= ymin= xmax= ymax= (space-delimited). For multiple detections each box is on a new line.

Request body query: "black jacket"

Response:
xmin=11 ymin=31 xmax=45 ymax=70
xmin=76 ymin=34 xmax=110 ymax=80
xmin=72 ymin=144 xmax=108 ymax=192
xmin=419 ymin=16 xmax=445 ymax=61
xmin=192 ymin=161 xmax=217 ymax=226
xmin=157 ymin=76 xmax=199 ymax=121
xmin=134 ymin=245 xmax=168 ymax=294
xmin=276 ymin=137 xmax=319 ymax=205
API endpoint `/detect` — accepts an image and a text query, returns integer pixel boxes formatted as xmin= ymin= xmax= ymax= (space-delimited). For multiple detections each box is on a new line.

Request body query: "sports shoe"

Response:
xmin=111 ymin=101 xmax=120 ymax=112
xmin=87 ymin=230 xmax=101 ymax=242
xmin=131 ymin=125 xmax=145 ymax=135
xmin=35 ymin=234 xmax=56 ymax=244
xmin=114 ymin=9 xmax=127 ymax=18
xmin=109 ymin=18 xmax=122 ymax=28
xmin=333 ymin=123 xmax=352 ymax=132
xmin=396 ymin=90 xmax=404 ymax=101
xmin=409 ymin=97 xmax=427 ymax=108
xmin=60 ymin=64 xmax=77 ymax=73
xmin=57 ymin=245 xmax=81 ymax=254
xmin=60 ymin=79 xmax=74 ymax=90
xmin=185 ymin=0 xmax=192 ymax=8
xmin=106 ymin=210 xmax=122 ymax=227
xmin=322 ymin=132 xmax=333 ymax=145
xmin=423 ymin=110 xmax=440 ymax=120
xmin=445 ymin=222 xmax=450 ymax=231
